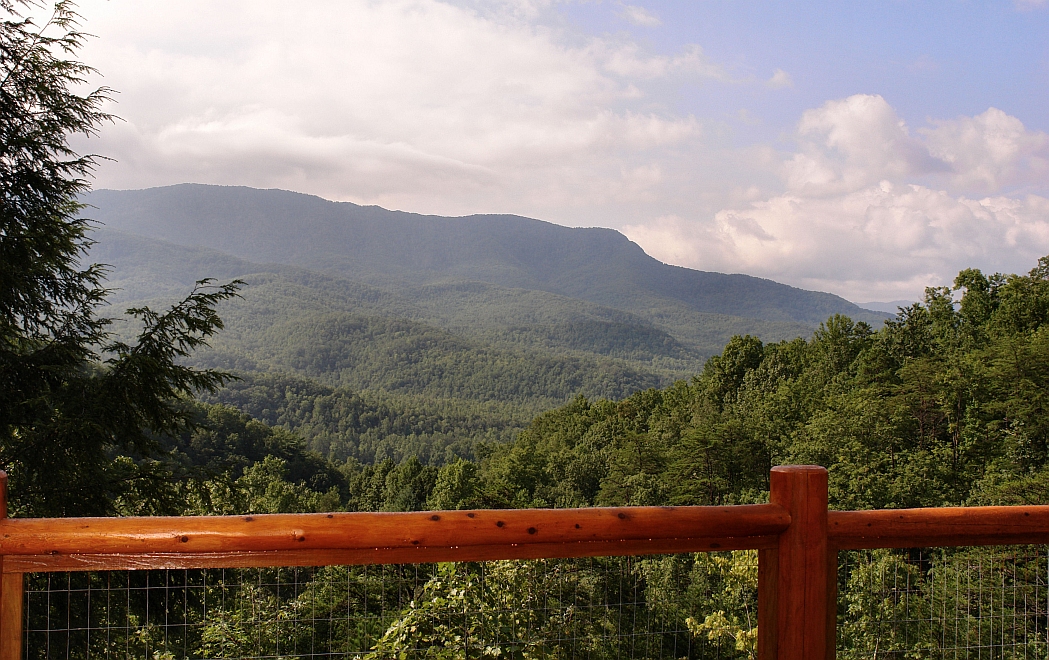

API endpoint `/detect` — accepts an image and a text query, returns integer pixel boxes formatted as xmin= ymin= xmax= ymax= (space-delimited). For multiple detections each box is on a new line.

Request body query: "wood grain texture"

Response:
xmin=771 ymin=465 xmax=829 ymax=660
xmin=826 ymin=548 xmax=838 ymax=660
xmin=0 ymin=569 xmax=21 ymax=660
xmin=0 ymin=504 xmax=789 ymax=557
xmin=757 ymin=547 xmax=778 ymax=660
xmin=3 ymin=534 xmax=780 ymax=573
xmin=828 ymin=506 xmax=1049 ymax=549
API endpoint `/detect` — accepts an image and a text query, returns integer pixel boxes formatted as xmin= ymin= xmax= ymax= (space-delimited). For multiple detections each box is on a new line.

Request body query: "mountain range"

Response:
xmin=81 ymin=184 xmax=889 ymax=457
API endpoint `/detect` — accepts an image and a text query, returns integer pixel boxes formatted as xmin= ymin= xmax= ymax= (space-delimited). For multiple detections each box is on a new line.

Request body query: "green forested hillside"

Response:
xmin=206 ymin=372 xmax=524 ymax=464
xmin=96 ymin=226 xmax=1049 ymax=515
xmin=156 ymin=256 xmax=1049 ymax=517
xmin=472 ymin=260 xmax=1049 ymax=512
xmin=85 ymin=184 xmax=887 ymax=329
xmin=194 ymin=310 xmax=675 ymax=409
xmin=94 ymin=229 xmax=703 ymax=418
xmin=93 ymin=219 xmax=1049 ymax=516
xmin=91 ymin=227 xmax=816 ymax=359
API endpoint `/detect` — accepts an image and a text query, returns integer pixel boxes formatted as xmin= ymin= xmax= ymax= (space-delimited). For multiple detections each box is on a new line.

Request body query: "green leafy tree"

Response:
xmin=427 ymin=458 xmax=482 ymax=510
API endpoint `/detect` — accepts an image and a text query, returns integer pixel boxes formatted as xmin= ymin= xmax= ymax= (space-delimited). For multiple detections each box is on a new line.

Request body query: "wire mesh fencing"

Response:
xmin=21 ymin=551 xmax=760 ymax=660
xmin=837 ymin=545 xmax=1049 ymax=659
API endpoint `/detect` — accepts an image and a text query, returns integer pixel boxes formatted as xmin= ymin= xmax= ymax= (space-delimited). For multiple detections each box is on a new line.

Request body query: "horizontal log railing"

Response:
xmin=4 ymin=465 xmax=1049 ymax=660
xmin=828 ymin=505 xmax=1049 ymax=549
xmin=0 ymin=503 xmax=789 ymax=567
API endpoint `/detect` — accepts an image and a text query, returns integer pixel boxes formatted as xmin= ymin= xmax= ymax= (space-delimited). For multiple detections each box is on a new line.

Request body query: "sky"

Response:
xmin=65 ymin=0 xmax=1049 ymax=303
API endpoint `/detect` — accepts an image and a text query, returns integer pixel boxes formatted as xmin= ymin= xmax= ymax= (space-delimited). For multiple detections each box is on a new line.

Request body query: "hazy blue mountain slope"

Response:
xmin=90 ymin=237 xmax=687 ymax=409
xmin=91 ymin=229 xmax=282 ymax=303
xmin=89 ymin=229 xmax=810 ymax=360
xmin=347 ymin=278 xmax=813 ymax=357
xmin=85 ymin=184 xmax=886 ymax=327
xmin=190 ymin=306 xmax=677 ymax=411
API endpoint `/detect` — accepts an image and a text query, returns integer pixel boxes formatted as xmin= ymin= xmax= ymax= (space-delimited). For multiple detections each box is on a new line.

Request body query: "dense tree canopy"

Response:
xmin=464 ymin=257 xmax=1049 ymax=513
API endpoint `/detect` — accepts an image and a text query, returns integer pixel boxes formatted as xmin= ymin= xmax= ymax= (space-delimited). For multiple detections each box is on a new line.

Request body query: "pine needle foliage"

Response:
xmin=0 ymin=0 xmax=241 ymax=516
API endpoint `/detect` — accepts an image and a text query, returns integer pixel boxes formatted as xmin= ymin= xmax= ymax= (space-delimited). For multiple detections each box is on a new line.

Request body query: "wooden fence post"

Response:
xmin=769 ymin=465 xmax=832 ymax=660
xmin=757 ymin=547 xmax=778 ymax=660
xmin=0 ymin=471 xmax=22 ymax=660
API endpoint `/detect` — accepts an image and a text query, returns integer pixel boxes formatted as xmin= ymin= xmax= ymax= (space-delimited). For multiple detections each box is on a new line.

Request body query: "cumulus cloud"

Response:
xmin=922 ymin=108 xmax=1049 ymax=193
xmin=72 ymin=0 xmax=712 ymax=217
xmin=626 ymin=95 xmax=1049 ymax=301
xmin=782 ymin=95 xmax=945 ymax=196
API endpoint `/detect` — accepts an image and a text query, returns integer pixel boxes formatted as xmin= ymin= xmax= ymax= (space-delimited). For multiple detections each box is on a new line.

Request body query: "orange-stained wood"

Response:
xmin=0 ymin=504 xmax=790 ymax=557
xmin=757 ymin=548 xmax=778 ymax=660
xmin=3 ymin=534 xmax=780 ymax=573
xmin=0 ymin=570 xmax=21 ymax=660
xmin=0 ymin=472 xmax=16 ymax=660
xmin=826 ymin=547 xmax=838 ymax=660
xmin=828 ymin=506 xmax=1049 ymax=549
xmin=772 ymin=465 xmax=830 ymax=660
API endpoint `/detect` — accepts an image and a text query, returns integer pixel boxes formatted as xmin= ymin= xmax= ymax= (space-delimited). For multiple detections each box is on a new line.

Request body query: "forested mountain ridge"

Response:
xmin=80 ymin=186 xmax=888 ymax=471
xmin=94 ymin=229 xmax=694 ymax=417
xmin=92 ymin=227 xmax=812 ymax=362
xmin=84 ymin=184 xmax=886 ymax=328
xmin=147 ymin=256 xmax=1049 ymax=518
xmin=204 ymin=372 xmax=524 ymax=465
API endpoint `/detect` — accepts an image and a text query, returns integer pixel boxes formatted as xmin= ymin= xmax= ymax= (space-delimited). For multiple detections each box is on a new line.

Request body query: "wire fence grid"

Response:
xmin=837 ymin=545 xmax=1049 ymax=659
xmin=21 ymin=552 xmax=755 ymax=660
xmin=25 ymin=546 xmax=1049 ymax=659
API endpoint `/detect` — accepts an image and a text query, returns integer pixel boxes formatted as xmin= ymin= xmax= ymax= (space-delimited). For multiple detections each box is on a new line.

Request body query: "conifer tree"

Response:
xmin=0 ymin=0 xmax=240 ymax=516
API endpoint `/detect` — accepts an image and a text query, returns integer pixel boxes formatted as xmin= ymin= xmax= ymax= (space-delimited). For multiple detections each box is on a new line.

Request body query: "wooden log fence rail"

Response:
xmin=3 ymin=464 xmax=1049 ymax=659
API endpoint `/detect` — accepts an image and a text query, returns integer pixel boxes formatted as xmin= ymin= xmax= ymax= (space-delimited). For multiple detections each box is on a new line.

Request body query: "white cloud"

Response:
xmin=73 ymin=0 xmax=712 ymax=217
xmin=921 ymin=108 xmax=1049 ymax=193
xmin=783 ymin=94 xmax=943 ymax=196
xmin=590 ymin=42 xmax=730 ymax=81
xmin=765 ymin=69 xmax=793 ymax=89
xmin=626 ymin=95 xmax=1049 ymax=302
xmin=618 ymin=4 xmax=661 ymax=27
